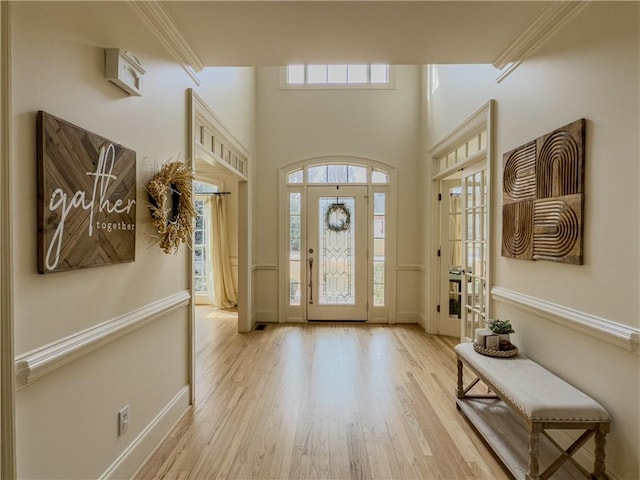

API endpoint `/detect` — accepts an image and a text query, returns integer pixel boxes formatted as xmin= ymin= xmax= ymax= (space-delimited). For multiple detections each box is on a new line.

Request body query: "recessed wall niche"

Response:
xmin=502 ymin=119 xmax=585 ymax=265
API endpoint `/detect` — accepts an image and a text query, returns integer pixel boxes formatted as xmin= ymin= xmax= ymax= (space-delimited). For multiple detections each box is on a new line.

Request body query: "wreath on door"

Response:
xmin=147 ymin=161 xmax=197 ymax=254
xmin=324 ymin=203 xmax=351 ymax=232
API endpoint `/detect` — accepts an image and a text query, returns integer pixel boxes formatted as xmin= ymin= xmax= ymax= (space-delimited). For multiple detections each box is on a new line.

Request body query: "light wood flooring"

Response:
xmin=135 ymin=308 xmax=509 ymax=479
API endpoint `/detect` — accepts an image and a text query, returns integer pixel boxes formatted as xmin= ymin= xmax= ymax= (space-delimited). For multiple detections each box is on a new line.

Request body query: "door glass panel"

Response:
xmin=287 ymin=169 xmax=303 ymax=184
xmin=373 ymin=192 xmax=386 ymax=306
xmin=462 ymin=165 xmax=488 ymax=341
xmin=308 ymin=165 xmax=328 ymax=183
xmin=318 ymin=197 xmax=356 ymax=305
xmin=327 ymin=164 xmax=348 ymax=183
xmin=347 ymin=165 xmax=367 ymax=183
xmin=289 ymin=192 xmax=302 ymax=305
xmin=371 ymin=169 xmax=388 ymax=184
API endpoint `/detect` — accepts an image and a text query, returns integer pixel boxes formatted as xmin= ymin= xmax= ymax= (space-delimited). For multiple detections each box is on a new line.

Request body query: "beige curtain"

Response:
xmin=449 ymin=194 xmax=462 ymax=267
xmin=207 ymin=195 xmax=237 ymax=309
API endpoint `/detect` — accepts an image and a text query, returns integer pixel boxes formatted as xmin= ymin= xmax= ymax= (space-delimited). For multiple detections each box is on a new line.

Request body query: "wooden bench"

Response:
xmin=455 ymin=342 xmax=610 ymax=480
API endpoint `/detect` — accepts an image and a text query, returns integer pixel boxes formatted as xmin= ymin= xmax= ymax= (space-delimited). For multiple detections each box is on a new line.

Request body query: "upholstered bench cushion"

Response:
xmin=455 ymin=343 xmax=610 ymax=422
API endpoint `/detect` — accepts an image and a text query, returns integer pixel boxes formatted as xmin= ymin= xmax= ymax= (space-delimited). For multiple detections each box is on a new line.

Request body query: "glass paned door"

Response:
xmin=307 ymin=186 xmax=367 ymax=320
xmin=461 ymin=164 xmax=488 ymax=342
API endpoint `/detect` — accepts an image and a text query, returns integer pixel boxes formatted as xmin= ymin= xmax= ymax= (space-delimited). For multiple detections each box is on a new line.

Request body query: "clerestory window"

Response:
xmin=283 ymin=64 xmax=394 ymax=89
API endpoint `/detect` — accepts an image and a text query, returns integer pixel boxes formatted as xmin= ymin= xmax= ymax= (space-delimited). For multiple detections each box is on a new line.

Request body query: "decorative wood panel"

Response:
xmin=502 ymin=119 xmax=585 ymax=264
xmin=533 ymin=194 xmax=583 ymax=264
xmin=503 ymin=140 xmax=536 ymax=205
xmin=37 ymin=111 xmax=136 ymax=274
xmin=501 ymin=201 xmax=533 ymax=260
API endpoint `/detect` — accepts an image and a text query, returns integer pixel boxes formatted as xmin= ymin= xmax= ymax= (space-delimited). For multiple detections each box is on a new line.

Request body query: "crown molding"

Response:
xmin=492 ymin=287 xmax=640 ymax=355
xmin=128 ymin=0 xmax=203 ymax=86
xmin=493 ymin=1 xmax=589 ymax=82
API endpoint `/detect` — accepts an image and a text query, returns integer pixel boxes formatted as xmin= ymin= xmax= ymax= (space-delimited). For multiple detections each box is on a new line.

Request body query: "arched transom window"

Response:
xmin=286 ymin=164 xmax=389 ymax=185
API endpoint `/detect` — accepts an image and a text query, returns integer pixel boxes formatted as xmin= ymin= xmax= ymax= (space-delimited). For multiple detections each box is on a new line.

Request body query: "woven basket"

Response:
xmin=473 ymin=342 xmax=518 ymax=358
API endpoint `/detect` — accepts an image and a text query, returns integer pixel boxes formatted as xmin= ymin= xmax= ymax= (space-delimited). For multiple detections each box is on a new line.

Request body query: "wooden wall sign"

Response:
xmin=37 ymin=111 xmax=136 ymax=273
xmin=502 ymin=119 xmax=585 ymax=264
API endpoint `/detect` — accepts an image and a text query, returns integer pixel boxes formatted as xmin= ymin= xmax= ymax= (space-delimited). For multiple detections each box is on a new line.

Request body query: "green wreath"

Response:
xmin=324 ymin=203 xmax=351 ymax=232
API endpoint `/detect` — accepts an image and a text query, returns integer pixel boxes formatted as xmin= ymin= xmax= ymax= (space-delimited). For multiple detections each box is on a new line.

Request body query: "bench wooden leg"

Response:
xmin=526 ymin=424 xmax=543 ymax=480
xmin=592 ymin=427 xmax=607 ymax=480
xmin=456 ymin=357 xmax=465 ymax=399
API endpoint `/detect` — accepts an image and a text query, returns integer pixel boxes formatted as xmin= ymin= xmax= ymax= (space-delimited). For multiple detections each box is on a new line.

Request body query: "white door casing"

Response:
xmin=279 ymin=157 xmax=396 ymax=324
xmin=427 ymin=100 xmax=494 ymax=337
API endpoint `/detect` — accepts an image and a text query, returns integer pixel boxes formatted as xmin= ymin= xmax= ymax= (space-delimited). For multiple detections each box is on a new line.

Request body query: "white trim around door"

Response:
xmin=279 ymin=156 xmax=397 ymax=324
xmin=426 ymin=100 xmax=495 ymax=336
xmin=1 ymin=1 xmax=16 ymax=477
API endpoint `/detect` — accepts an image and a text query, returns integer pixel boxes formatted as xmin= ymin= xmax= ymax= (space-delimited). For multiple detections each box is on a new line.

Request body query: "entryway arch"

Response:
xmin=279 ymin=156 xmax=397 ymax=323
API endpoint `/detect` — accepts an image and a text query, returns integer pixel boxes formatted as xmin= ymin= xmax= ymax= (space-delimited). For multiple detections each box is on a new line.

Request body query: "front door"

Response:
xmin=307 ymin=186 xmax=368 ymax=320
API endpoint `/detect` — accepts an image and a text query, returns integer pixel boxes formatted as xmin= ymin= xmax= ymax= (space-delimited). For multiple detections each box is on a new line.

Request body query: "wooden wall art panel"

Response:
xmin=37 ymin=111 xmax=136 ymax=274
xmin=502 ymin=201 xmax=533 ymax=260
xmin=502 ymin=119 xmax=585 ymax=265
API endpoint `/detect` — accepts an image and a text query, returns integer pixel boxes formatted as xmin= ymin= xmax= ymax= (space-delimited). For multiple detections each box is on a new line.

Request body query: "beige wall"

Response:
xmin=196 ymin=67 xmax=255 ymax=305
xmin=10 ymin=3 xmax=255 ymax=478
xmin=254 ymin=66 xmax=422 ymax=323
xmin=423 ymin=3 xmax=639 ymax=477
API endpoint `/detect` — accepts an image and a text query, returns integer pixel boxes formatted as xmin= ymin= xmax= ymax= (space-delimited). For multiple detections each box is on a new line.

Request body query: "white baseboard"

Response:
xmin=395 ymin=310 xmax=420 ymax=324
xmin=283 ymin=316 xmax=305 ymax=323
xmin=100 ymin=385 xmax=190 ymax=480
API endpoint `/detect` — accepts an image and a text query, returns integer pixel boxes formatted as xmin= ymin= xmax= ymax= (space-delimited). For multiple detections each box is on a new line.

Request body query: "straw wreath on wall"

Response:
xmin=146 ymin=160 xmax=197 ymax=254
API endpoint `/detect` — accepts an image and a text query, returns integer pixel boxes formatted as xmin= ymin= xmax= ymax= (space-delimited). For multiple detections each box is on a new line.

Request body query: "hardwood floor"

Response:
xmin=135 ymin=308 xmax=509 ymax=479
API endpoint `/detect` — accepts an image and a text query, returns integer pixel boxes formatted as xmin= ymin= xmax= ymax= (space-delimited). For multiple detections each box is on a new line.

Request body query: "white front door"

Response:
xmin=307 ymin=186 xmax=368 ymax=321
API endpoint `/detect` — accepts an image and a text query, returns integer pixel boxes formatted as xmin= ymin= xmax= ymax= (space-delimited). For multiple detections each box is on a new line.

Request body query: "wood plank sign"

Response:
xmin=502 ymin=119 xmax=585 ymax=264
xmin=37 ymin=111 xmax=136 ymax=273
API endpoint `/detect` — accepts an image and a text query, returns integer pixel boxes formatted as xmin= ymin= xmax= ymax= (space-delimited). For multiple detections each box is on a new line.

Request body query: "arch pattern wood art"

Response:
xmin=533 ymin=195 xmax=583 ymax=264
xmin=503 ymin=141 xmax=536 ymax=204
xmin=537 ymin=129 xmax=582 ymax=199
xmin=502 ymin=119 xmax=585 ymax=264
xmin=502 ymin=201 xmax=533 ymax=259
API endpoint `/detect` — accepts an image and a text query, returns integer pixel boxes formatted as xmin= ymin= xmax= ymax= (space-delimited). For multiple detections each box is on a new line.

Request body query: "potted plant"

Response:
xmin=488 ymin=319 xmax=515 ymax=350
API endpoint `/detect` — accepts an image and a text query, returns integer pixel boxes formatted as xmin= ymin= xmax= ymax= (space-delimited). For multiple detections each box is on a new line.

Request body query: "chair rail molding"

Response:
xmin=397 ymin=264 xmax=424 ymax=272
xmin=492 ymin=286 xmax=640 ymax=354
xmin=128 ymin=0 xmax=203 ymax=85
xmin=492 ymin=1 xmax=589 ymax=82
xmin=15 ymin=291 xmax=191 ymax=388
xmin=252 ymin=263 xmax=278 ymax=272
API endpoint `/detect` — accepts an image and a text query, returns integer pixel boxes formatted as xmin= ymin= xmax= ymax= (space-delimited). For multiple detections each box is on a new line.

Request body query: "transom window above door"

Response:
xmin=287 ymin=164 xmax=389 ymax=185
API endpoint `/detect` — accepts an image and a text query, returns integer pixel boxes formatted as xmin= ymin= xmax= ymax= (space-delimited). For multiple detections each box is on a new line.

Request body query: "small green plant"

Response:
xmin=488 ymin=319 xmax=515 ymax=334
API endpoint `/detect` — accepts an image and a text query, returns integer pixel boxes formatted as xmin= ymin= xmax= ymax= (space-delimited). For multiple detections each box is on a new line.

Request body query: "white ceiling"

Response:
xmin=16 ymin=1 xmax=553 ymax=68
xmin=161 ymin=1 xmax=552 ymax=66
